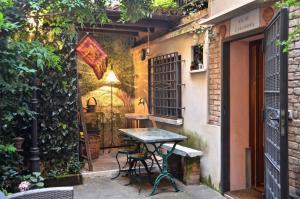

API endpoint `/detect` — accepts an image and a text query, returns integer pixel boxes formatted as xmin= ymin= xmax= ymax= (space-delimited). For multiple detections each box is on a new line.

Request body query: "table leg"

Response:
xmin=144 ymin=144 xmax=162 ymax=172
xmin=148 ymin=142 xmax=179 ymax=196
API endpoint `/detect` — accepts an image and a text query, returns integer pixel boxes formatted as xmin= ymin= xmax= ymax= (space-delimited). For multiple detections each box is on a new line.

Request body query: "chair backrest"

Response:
xmin=8 ymin=187 xmax=73 ymax=199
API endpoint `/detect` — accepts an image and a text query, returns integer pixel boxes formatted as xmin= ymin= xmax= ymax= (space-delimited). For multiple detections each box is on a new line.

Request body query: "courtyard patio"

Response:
xmin=74 ymin=175 xmax=224 ymax=199
xmin=1 ymin=1 xmax=299 ymax=199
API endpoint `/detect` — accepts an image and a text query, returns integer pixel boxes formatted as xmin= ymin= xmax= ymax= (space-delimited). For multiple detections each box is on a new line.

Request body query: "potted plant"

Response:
xmin=190 ymin=61 xmax=199 ymax=71
xmin=13 ymin=137 xmax=25 ymax=152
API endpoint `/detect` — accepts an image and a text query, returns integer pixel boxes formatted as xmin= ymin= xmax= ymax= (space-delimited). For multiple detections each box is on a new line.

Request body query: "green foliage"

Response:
xmin=0 ymin=144 xmax=16 ymax=153
xmin=21 ymin=172 xmax=44 ymax=189
xmin=0 ymin=144 xmax=22 ymax=193
xmin=0 ymin=0 xmax=15 ymax=29
xmin=0 ymin=40 xmax=61 ymax=142
xmin=0 ymin=0 xmax=173 ymax=181
xmin=152 ymin=0 xmax=177 ymax=9
xmin=276 ymin=0 xmax=300 ymax=52
xmin=36 ymin=33 xmax=79 ymax=176
xmin=47 ymin=156 xmax=82 ymax=177
xmin=181 ymin=0 xmax=208 ymax=15
xmin=120 ymin=0 xmax=152 ymax=22
xmin=276 ymin=0 xmax=300 ymax=7
xmin=67 ymin=156 xmax=83 ymax=174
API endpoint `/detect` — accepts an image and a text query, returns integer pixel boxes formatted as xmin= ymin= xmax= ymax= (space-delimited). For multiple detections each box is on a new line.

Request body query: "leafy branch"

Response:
xmin=276 ymin=0 xmax=300 ymax=52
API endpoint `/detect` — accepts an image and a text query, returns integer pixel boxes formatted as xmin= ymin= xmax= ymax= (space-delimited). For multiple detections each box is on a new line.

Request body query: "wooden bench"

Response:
xmin=162 ymin=144 xmax=203 ymax=185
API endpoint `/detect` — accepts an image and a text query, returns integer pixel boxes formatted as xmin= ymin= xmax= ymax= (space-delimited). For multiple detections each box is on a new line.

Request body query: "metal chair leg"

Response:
xmin=111 ymin=151 xmax=121 ymax=180
xmin=122 ymin=154 xmax=129 ymax=169
xmin=125 ymin=159 xmax=136 ymax=186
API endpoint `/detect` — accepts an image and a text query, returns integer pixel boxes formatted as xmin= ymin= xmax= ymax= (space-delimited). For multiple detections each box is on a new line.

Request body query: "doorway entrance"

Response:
xmin=221 ymin=8 xmax=289 ymax=199
xmin=222 ymin=35 xmax=265 ymax=199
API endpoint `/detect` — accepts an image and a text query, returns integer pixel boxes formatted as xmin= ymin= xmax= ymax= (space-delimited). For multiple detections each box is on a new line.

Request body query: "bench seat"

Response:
xmin=162 ymin=143 xmax=203 ymax=158
xmin=162 ymin=144 xmax=203 ymax=185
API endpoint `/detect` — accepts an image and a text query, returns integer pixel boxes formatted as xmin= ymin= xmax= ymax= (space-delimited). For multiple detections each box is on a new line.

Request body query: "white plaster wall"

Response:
xmin=131 ymin=33 xmax=221 ymax=187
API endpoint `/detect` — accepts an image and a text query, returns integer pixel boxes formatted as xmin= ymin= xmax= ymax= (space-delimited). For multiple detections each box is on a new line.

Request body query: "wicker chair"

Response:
xmin=8 ymin=187 xmax=73 ymax=199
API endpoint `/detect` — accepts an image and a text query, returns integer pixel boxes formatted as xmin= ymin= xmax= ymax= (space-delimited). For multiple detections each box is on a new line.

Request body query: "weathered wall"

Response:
xmin=288 ymin=6 xmax=300 ymax=197
xmin=208 ymin=28 xmax=222 ymax=125
xmin=132 ymin=32 xmax=221 ymax=188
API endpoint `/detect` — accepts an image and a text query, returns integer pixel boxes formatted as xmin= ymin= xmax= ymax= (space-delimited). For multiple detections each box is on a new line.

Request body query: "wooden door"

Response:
xmin=249 ymin=39 xmax=264 ymax=190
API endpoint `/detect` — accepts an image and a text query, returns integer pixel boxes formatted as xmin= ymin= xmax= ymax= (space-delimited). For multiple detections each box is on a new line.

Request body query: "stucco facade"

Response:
xmin=132 ymin=17 xmax=221 ymax=187
xmin=132 ymin=1 xmax=300 ymax=197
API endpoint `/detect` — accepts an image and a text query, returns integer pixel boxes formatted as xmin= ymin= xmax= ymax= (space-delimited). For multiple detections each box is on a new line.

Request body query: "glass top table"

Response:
xmin=118 ymin=128 xmax=187 ymax=196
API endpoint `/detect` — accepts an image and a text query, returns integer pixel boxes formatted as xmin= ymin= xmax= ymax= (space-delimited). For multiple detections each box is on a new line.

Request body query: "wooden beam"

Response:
xmin=106 ymin=10 xmax=182 ymax=22
xmin=105 ymin=10 xmax=179 ymax=28
xmin=133 ymin=30 xmax=170 ymax=47
xmin=78 ymin=27 xmax=139 ymax=36
xmin=83 ymin=24 xmax=154 ymax=32
xmin=100 ymin=18 xmax=174 ymax=29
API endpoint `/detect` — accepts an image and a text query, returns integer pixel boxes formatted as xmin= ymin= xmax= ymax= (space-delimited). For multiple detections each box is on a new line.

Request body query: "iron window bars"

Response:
xmin=148 ymin=52 xmax=183 ymax=119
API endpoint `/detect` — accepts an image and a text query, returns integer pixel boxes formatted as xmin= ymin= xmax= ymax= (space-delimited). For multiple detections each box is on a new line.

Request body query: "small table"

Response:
xmin=124 ymin=113 xmax=149 ymax=128
xmin=118 ymin=128 xmax=187 ymax=196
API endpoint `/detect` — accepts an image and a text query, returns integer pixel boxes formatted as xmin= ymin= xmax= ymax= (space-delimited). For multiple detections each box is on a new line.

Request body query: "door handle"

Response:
xmin=268 ymin=110 xmax=280 ymax=123
xmin=270 ymin=117 xmax=279 ymax=122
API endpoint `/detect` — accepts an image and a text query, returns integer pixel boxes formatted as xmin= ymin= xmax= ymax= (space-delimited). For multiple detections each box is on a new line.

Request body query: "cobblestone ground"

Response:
xmin=74 ymin=175 xmax=225 ymax=199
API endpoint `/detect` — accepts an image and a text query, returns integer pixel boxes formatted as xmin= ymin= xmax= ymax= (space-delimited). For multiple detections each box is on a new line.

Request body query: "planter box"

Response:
xmin=45 ymin=174 xmax=83 ymax=187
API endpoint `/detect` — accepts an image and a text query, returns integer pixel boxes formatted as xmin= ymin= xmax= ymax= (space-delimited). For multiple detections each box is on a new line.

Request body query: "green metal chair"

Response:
xmin=126 ymin=146 xmax=154 ymax=193
xmin=111 ymin=136 xmax=140 ymax=179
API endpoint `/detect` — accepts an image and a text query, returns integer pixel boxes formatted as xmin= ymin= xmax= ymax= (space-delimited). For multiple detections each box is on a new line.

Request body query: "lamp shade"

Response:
xmin=105 ymin=70 xmax=120 ymax=84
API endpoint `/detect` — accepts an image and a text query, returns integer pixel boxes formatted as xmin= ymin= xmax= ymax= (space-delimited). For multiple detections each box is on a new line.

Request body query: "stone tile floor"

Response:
xmin=74 ymin=175 xmax=225 ymax=199
xmin=78 ymin=148 xmax=224 ymax=199
xmin=82 ymin=148 xmax=128 ymax=172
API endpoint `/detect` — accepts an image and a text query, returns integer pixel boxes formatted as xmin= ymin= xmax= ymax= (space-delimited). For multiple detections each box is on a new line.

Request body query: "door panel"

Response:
xmin=249 ymin=39 xmax=264 ymax=189
xmin=264 ymin=8 xmax=288 ymax=199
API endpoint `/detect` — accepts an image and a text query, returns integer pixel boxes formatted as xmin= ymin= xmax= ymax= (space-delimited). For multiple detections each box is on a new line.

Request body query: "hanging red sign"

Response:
xmin=76 ymin=34 xmax=108 ymax=79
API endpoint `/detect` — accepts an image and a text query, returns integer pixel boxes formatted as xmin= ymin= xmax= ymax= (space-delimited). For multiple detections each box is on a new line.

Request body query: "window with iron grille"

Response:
xmin=148 ymin=52 xmax=182 ymax=119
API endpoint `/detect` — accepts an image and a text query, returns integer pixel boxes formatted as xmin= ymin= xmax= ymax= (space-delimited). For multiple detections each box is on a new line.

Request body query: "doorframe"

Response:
xmin=220 ymin=28 xmax=264 ymax=193
xmin=279 ymin=8 xmax=289 ymax=198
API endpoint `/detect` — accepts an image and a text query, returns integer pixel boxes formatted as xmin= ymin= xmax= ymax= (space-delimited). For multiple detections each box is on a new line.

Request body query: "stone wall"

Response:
xmin=288 ymin=6 xmax=300 ymax=197
xmin=208 ymin=29 xmax=221 ymax=125
xmin=132 ymin=31 xmax=222 ymax=188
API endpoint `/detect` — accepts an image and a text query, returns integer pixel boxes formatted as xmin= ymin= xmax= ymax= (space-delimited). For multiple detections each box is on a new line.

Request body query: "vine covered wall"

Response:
xmin=38 ymin=37 xmax=79 ymax=176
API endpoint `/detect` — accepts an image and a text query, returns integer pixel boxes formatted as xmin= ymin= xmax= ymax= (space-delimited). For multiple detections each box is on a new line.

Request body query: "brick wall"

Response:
xmin=208 ymin=29 xmax=221 ymax=125
xmin=288 ymin=6 xmax=300 ymax=197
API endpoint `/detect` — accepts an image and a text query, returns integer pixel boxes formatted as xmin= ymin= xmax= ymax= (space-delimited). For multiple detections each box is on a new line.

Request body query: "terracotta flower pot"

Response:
xmin=14 ymin=137 xmax=25 ymax=152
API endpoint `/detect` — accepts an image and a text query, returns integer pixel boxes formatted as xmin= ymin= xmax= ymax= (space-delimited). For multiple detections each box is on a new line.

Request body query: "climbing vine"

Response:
xmin=276 ymin=0 xmax=300 ymax=51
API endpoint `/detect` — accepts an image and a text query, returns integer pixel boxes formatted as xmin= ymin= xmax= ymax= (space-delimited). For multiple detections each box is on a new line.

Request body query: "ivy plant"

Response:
xmin=0 ymin=144 xmax=22 ymax=193
xmin=276 ymin=0 xmax=300 ymax=51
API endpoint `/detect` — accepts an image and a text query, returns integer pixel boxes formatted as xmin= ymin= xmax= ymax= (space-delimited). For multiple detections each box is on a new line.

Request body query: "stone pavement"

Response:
xmin=74 ymin=175 xmax=225 ymax=199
